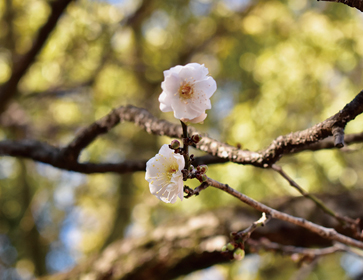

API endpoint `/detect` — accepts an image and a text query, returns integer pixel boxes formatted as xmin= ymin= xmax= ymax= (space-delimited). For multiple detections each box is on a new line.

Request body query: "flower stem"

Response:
xmin=180 ymin=120 xmax=190 ymax=170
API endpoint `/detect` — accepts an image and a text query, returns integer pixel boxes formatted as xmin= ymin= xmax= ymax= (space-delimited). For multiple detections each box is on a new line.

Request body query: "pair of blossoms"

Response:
xmin=145 ymin=63 xmax=217 ymax=203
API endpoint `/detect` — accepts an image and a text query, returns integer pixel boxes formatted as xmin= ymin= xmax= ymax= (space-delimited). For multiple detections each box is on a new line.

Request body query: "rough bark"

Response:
xmin=2 ymin=90 xmax=363 ymax=174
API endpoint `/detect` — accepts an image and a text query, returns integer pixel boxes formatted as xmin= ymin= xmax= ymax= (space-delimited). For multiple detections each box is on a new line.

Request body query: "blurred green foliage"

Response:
xmin=1 ymin=0 xmax=363 ymax=279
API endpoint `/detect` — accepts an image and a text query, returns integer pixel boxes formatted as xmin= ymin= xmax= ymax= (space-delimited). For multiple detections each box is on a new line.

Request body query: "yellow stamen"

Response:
xmin=179 ymin=83 xmax=193 ymax=99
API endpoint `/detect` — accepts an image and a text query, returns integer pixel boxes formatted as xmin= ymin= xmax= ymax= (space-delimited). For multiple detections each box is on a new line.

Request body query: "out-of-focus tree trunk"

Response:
xmin=40 ymin=191 xmax=363 ymax=280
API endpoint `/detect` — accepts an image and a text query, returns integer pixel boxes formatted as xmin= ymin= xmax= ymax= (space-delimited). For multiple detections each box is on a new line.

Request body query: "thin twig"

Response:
xmin=247 ymin=238 xmax=348 ymax=257
xmin=184 ymin=182 xmax=209 ymax=198
xmin=271 ymin=164 xmax=359 ymax=228
xmin=205 ymin=176 xmax=363 ymax=250
xmin=232 ymin=213 xmax=271 ymax=242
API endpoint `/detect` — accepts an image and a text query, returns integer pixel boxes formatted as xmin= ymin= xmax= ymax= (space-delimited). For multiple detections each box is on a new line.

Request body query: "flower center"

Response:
xmin=168 ymin=166 xmax=177 ymax=174
xmin=179 ymin=83 xmax=193 ymax=99
xmin=166 ymin=165 xmax=177 ymax=180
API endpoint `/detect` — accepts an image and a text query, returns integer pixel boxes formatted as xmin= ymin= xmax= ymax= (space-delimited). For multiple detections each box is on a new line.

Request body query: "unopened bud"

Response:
xmin=188 ymin=164 xmax=194 ymax=171
xmin=201 ymin=174 xmax=208 ymax=182
xmin=221 ymin=245 xmax=228 ymax=252
xmin=226 ymin=243 xmax=235 ymax=251
xmin=197 ymin=165 xmax=208 ymax=174
xmin=170 ymin=140 xmax=180 ymax=149
xmin=233 ymin=248 xmax=245 ymax=261
xmin=191 ymin=134 xmax=202 ymax=144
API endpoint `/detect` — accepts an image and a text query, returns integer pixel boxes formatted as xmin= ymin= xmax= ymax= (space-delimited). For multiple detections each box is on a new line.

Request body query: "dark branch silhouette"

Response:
xmin=319 ymin=0 xmax=363 ymax=12
xmin=0 ymin=0 xmax=75 ymax=113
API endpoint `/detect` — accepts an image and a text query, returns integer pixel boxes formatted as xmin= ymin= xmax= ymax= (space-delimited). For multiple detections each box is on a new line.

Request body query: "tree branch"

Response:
xmin=197 ymin=90 xmax=363 ymax=167
xmin=205 ymin=176 xmax=363 ymax=250
xmin=61 ymin=105 xmax=183 ymax=161
xmin=318 ymin=0 xmax=363 ymax=13
xmin=61 ymin=90 xmax=363 ymax=166
xmin=247 ymin=238 xmax=349 ymax=258
xmin=0 ymin=140 xmax=146 ymax=173
xmin=289 ymin=131 xmax=363 ymax=153
xmin=271 ymin=164 xmax=360 ymax=233
xmin=1 ymin=90 xmax=363 ymax=173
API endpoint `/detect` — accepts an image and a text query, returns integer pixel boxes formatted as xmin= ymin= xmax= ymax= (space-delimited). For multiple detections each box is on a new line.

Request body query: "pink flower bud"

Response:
xmin=191 ymin=134 xmax=202 ymax=143
xmin=170 ymin=140 xmax=181 ymax=149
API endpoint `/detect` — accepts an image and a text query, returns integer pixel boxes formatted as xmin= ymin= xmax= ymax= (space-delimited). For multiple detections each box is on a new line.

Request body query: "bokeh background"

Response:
xmin=1 ymin=0 xmax=363 ymax=279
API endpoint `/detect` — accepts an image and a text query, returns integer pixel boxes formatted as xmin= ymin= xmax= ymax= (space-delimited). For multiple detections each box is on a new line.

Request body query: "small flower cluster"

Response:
xmin=145 ymin=132 xmax=204 ymax=203
xmin=145 ymin=63 xmax=217 ymax=203
xmin=182 ymin=163 xmax=208 ymax=182
xmin=221 ymin=243 xmax=245 ymax=261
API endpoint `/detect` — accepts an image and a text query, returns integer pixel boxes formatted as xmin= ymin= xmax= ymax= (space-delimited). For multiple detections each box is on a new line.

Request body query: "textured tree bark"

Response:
xmin=2 ymin=90 xmax=363 ymax=174
xmin=39 ymin=191 xmax=363 ymax=280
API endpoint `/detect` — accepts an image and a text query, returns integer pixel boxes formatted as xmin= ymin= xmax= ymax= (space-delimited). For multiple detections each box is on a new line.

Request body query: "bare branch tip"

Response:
xmin=332 ymin=126 xmax=345 ymax=148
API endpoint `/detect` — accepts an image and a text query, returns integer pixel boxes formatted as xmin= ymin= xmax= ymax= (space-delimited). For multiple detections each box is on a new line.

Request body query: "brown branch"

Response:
xmin=0 ymin=139 xmax=219 ymax=174
xmin=220 ymin=214 xmax=271 ymax=260
xmin=318 ymin=0 xmax=363 ymax=13
xmin=61 ymin=105 xmax=183 ymax=161
xmin=184 ymin=182 xmax=209 ymax=198
xmin=231 ymin=213 xmax=271 ymax=243
xmin=1 ymin=90 xmax=363 ymax=173
xmin=0 ymin=140 xmax=227 ymax=176
xmin=247 ymin=238 xmax=348 ymax=258
xmin=291 ymin=131 xmax=363 ymax=153
xmin=62 ymin=90 xmax=363 ymax=167
xmin=0 ymin=0 xmax=75 ymax=113
xmin=0 ymin=140 xmax=146 ymax=174
xmin=205 ymin=176 xmax=363 ymax=250
xmin=197 ymin=90 xmax=363 ymax=167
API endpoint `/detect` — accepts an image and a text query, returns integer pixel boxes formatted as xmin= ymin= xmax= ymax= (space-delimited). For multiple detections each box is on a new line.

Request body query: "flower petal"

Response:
xmin=145 ymin=144 xmax=185 ymax=203
xmin=193 ymin=77 xmax=217 ymax=99
xmin=162 ymin=73 xmax=181 ymax=93
xmin=178 ymin=66 xmax=198 ymax=82
xmin=174 ymin=153 xmax=185 ymax=170
xmin=164 ymin=65 xmax=183 ymax=76
xmin=171 ymin=98 xmax=201 ymax=119
xmin=180 ymin=63 xmax=209 ymax=81
xmin=158 ymin=144 xmax=174 ymax=157
xmin=159 ymin=63 xmax=217 ymax=122
xmin=181 ymin=112 xmax=207 ymax=124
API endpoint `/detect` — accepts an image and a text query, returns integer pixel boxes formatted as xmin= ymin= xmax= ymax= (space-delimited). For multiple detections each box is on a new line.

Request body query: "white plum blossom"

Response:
xmin=181 ymin=112 xmax=207 ymax=124
xmin=159 ymin=63 xmax=217 ymax=123
xmin=145 ymin=144 xmax=185 ymax=203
